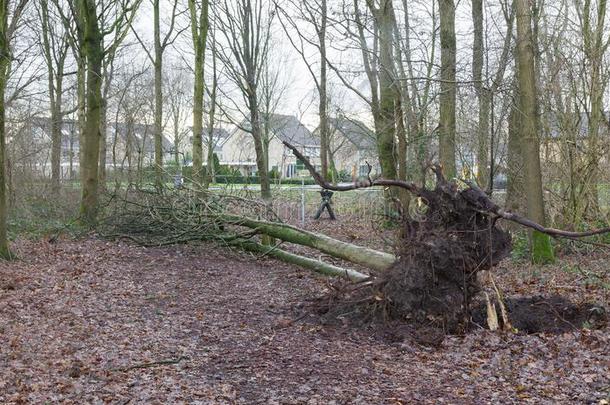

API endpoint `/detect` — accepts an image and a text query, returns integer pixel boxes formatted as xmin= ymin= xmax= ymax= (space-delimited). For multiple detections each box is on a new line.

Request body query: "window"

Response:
xmin=286 ymin=163 xmax=296 ymax=178
xmin=359 ymin=165 xmax=369 ymax=177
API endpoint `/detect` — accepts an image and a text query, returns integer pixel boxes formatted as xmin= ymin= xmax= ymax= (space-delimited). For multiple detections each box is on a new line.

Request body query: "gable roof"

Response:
xmin=328 ymin=116 xmax=376 ymax=150
xmin=227 ymin=113 xmax=318 ymax=147
xmin=265 ymin=113 xmax=318 ymax=146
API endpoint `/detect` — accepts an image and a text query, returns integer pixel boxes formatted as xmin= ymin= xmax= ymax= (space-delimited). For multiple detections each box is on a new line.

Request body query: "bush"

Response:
xmin=269 ymin=167 xmax=280 ymax=180
xmin=337 ymin=169 xmax=351 ymax=182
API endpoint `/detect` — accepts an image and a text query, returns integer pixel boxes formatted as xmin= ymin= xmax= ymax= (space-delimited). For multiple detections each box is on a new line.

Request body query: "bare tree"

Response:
xmin=188 ymin=0 xmax=209 ymax=186
xmin=215 ymin=0 xmax=274 ymax=199
xmin=364 ymin=0 xmax=398 ymax=185
xmin=276 ymin=0 xmax=330 ymax=180
xmin=131 ymin=0 xmax=185 ymax=189
xmin=165 ymin=67 xmax=191 ymax=167
xmin=0 ymin=0 xmax=30 ymax=257
xmin=203 ymin=30 xmax=219 ymax=189
xmin=515 ymin=0 xmax=554 ymax=263
xmin=394 ymin=0 xmax=437 ymax=185
xmin=54 ymin=0 xmax=141 ymax=223
xmin=438 ymin=0 xmax=456 ymax=178
xmin=574 ymin=0 xmax=610 ymax=213
xmin=38 ymin=0 xmax=71 ymax=194
xmin=472 ymin=0 xmax=514 ymax=190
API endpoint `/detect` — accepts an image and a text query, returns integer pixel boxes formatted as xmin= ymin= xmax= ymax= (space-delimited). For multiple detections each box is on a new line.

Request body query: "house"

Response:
xmin=7 ymin=117 xmax=80 ymax=179
xmin=212 ymin=114 xmax=320 ymax=178
xmin=106 ymin=121 xmax=174 ymax=168
xmin=327 ymin=116 xmax=380 ymax=179
xmin=541 ymin=110 xmax=610 ymax=164
xmin=186 ymin=127 xmax=231 ymax=165
xmin=12 ymin=117 xmax=173 ymax=179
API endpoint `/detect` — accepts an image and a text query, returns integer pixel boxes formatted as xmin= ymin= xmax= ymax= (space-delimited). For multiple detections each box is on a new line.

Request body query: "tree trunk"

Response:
xmin=50 ymin=92 xmax=63 ymax=193
xmin=472 ymin=0 xmax=489 ymax=188
xmin=204 ymin=43 xmax=218 ymax=189
xmin=374 ymin=1 xmax=397 ymax=183
xmin=0 ymin=37 xmax=9 ymax=258
xmin=505 ymin=97 xmax=525 ymax=216
xmin=230 ymin=239 xmax=368 ymax=281
xmin=395 ymin=95 xmax=410 ymax=210
xmin=250 ymin=105 xmax=271 ymax=200
xmin=40 ymin=0 xmax=67 ymax=194
xmin=189 ymin=0 xmax=209 ymax=187
xmin=98 ymin=98 xmax=107 ymax=188
xmin=69 ymin=128 xmax=74 ymax=179
xmin=400 ymin=0 xmax=432 ymax=185
xmin=515 ymin=0 xmax=554 ymax=263
xmin=80 ymin=0 xmax=103 ymax=224
xmin=173 ymin=115 xmax=180 ymax=166
xmin=77 ymin=59 xmax=86 ymax=179
xmin=318 ymin=0 xmax=329 ymax=181
xmin=580 ymin=0 xmax=607 ymax=215
xmin=221 ymin=215 xmax=396 ymax=271
xmin=438 ymin=0 xmax=456 ymax=179
xmin=153 ymin=0 xmax=163 ymax=190
xmin=191 ymin=48 xmax=204 ymax=185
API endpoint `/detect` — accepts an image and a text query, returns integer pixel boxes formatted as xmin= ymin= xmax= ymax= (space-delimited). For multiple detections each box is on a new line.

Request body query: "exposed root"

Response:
xmin=310 ymin=169 xmax=512 ymax=332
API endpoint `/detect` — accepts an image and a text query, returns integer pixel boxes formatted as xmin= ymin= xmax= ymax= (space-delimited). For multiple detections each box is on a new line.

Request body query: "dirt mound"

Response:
xmin=472 ymin=295 xmax=607 ymax=334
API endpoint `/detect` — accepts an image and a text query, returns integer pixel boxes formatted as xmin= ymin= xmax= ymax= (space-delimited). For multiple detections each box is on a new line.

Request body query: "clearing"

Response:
xmin=0 ymin=221 xmax=608 ymax=404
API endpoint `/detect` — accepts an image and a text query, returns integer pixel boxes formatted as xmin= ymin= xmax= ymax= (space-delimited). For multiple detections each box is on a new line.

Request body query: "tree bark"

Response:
xmin=40 ymin=0 xmax=68 ymax=194
xmin=580 ymin=0 xmax=607 ymax=215
xmin=204 ymin=39 xmax=218 ymax=189
xmin=221 ymin=215 xmax=396 ymax=272
xmin=367 ymin=0 xmax=397 ymax=184
xmin=50 ymin=75 xmax=65 ymax=194
xmin=153 ymin=0 xmax=163 ymax=190
xmin=505 ymin=96 xmax=525 ymax=216
xmin=98 ymin=96 xmax=107 ymax=187
xmin=472 ymin=0 xmax=489 ymax=188
xmin=250 ymin=104 xmax=271 ymax=200
xmin=515 ymin=0 xmax=554 ymax=263
xmin=79 ymin=0 xmax=103 ymax=224
xmin=77 ymin=58 xmax=86 ymax=178
xmin=318 ymin=0 xmax=329 ymax=181
xmin=189 ymin=0 xmax=209 ymax=187
xmin=0 ymin=5 xmax=9 ymax=258
xmin=438 ymin=0 xmax=456 ymax=179
xmin=230 ymin=239 xmax=369 ymax=281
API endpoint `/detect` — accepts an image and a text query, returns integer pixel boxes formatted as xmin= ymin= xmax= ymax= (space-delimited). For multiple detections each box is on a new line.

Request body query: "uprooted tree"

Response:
xmin=100 ymin=142 xmax=610 ymax=332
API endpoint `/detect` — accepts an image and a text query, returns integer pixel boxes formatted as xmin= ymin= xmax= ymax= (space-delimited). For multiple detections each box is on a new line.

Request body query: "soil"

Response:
xmin=1 ymin=228 xmax=609 ymax=404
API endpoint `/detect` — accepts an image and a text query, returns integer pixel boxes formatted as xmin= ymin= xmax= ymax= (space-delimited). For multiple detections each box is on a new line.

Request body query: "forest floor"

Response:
xmin=0 ymin=218 xmax=609 ymax=404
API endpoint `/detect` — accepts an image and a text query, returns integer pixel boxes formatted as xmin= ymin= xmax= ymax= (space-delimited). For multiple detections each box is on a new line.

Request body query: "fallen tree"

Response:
xmin=101 ymin=145 xmax=610 ymax=332
xmin=231 ymin=239 xmax=369 ymax=281
xmin=220 ymin=215 xmax=394 ymax=271
xmin=281 ymin=141 xmax=610 ymax=331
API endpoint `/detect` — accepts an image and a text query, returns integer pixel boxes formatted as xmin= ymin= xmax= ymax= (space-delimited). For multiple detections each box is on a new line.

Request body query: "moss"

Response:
xmin=530 ymin=230 xmax=555 ymax=264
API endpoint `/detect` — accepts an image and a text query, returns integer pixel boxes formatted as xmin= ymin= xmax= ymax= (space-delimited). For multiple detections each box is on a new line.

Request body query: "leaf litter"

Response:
xmin=0 ymin=225 xmax=608 ymax=404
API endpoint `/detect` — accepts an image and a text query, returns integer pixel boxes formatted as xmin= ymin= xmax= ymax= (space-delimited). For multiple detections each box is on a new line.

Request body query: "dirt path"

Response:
xmin=0 ymin=238 xmax=608 ymax=404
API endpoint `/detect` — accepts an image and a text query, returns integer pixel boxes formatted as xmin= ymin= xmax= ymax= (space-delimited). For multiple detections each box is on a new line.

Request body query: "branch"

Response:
xmin=286 ymin=141 xmax=610 ymax=241
xmin=283 ymin=141 xmax=421 ymax=194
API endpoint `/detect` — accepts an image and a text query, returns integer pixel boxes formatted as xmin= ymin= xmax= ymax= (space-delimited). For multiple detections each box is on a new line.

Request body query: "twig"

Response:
xmin=111 ymin=356 xmax=188 ymax=372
